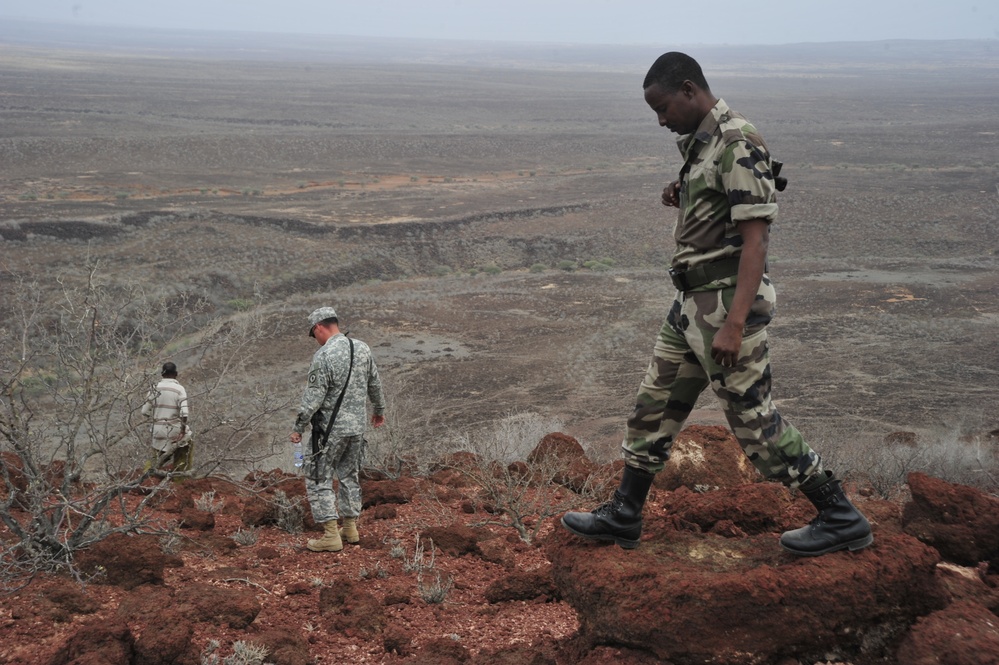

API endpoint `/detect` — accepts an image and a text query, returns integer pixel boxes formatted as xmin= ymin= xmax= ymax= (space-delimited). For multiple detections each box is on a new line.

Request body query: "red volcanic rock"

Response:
xmin=179 ymin=506 xmax=215 ymax=530
xmin=655 ymin=482 xmax=796 ymax=536
xmin=406 ymin=635 xmax=471 ymax=664
xmin=528 ymin=432 xmax=585 ymax=465
xmin=239 ymin=474 xmax=314 ymax=531
xmin=318 ymin=580 xmax=385 ymax=636
xmin=896 ymin=599 xmax=999 ymax=664
xmin=903 ymin=471 xmax=999 ymax=570
xmin=654 ymin=425 xmax=759 ymax=491
xmin=546 ymin=492 xmax=948 ymax=663
xmin=369 ymin=503 xmax=398 ymax=520
xmin=420 ymin=524 xmax=483 ymax=556
xmin=361 ymin=477 xmax=418 ymax=506
xmin=253 ymin=628 xmax=311 ymax=665
xmin=528 ymin=432 xmax=597 ymax=494
xmin=383 ymin=623 xmax=413 ymax=656
xmin=116 ymin=584 xmax=176 ymax=622
xmin=428 ymin=452 xmax=481 ymax=488
xmin=484 ymin=569 xmax=558 ymax=603
xmin=39 ymin=581 xmax=100 ymax=619
xmin=49 ymin=618 xmax=134 ymax=665
xmin=175 ymin=582 xmax=261 ymax=628
xmin=132 ymin=608 xmax=199 ymax=665
xmin=75 ymin=533 xmax=182 ymax=590
xmin=576 ymin=645 xmax=665 ymax=665
xmin=477 ymin=537 xmax=515 ymax=568
xmin=0 ymin=451 xmax=29 ymax=495
xmin=475 ymin=638 xmax=559 ymax=665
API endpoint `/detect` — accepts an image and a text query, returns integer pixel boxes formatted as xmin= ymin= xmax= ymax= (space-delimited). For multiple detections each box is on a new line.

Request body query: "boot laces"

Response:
xmin=592 ymin=491 xmax=625 ymax=516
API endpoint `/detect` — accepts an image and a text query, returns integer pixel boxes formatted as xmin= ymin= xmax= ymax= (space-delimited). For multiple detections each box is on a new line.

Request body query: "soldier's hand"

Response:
xmin=290 ymin=432 xmax=302 ymax=444
xmin=711 ymin=322 xmax=744 ymax=369
xmin=371 ymin=414 xmax=385 ymax=428
xmin=662 ymin=180 xmax=680 ymax=208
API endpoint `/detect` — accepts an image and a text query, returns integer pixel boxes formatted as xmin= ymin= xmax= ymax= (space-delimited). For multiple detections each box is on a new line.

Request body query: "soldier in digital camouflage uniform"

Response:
xmin=562 ymin=52 xmax=873 ymax=557
xmin=290 ymin=306 xmax=386 ymax=552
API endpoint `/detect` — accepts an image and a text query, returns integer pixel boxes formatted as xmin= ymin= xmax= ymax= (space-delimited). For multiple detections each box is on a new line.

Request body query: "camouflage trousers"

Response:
xmin=623 ymin=278 xmax=825 ymax=488
xmin=304 ymin=434 xmax=365 ymax=523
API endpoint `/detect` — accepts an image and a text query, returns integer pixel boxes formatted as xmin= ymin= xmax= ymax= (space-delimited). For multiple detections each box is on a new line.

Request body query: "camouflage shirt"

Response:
xmin=293 ymin=334 xmax=386 ymax=438
xmin=672 ymin=98 xmax=778 ymax=272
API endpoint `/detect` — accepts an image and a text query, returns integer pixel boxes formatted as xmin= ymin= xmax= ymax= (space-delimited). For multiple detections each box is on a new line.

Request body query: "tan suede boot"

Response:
xmin=307 ymin=521 xmax=343 ymax=552
xmin=339 ymin=517 xmax=360 ymax=544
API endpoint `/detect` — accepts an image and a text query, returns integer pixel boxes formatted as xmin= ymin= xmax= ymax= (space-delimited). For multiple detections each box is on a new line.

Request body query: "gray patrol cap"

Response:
xmin=308 ymin=306 xmax=338 ymax=336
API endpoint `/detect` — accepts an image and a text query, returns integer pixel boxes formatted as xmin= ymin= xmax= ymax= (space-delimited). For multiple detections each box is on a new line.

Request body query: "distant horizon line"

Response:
xmin=2 ymin=15 xmax=997 ymax=50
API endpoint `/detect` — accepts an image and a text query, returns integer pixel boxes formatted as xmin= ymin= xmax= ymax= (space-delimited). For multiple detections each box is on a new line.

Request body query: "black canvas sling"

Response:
xmin=309 ymin=337 xmax=355 ymax=482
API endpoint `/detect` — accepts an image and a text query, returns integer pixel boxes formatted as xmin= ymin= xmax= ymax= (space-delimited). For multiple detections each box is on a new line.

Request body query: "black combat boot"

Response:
xmin=780 ymin=472 xmax=873 ymax=557
xmin=561 ymin=465 xmax=655 ymax=549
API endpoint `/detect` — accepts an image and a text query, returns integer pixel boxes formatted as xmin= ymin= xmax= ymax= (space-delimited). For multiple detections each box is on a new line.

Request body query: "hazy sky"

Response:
xmin=2 ymin=0 xmax=997 ymax=45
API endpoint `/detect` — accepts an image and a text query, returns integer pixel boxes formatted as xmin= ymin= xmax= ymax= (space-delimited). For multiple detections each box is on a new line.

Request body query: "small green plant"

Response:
xmin=557 ymin=260 xmax=577 ymax=272
xmin=200 ymin=639 xmax=269 ymax=665
xmin=583 ymin=260 xmax=611 ymax=272
xmin=358 ymin=562 xmax=387 ymax=580
xmin=530 ymin=263 xmax=547 ymax=273
xmin=227 ymin=298 xmax=254 ymax=312
xmin=403 ymin=534 xmax=432 ymax=574
xmin=483 ymin=264 xmax=502 ymax=276
xmin=232 ymin=528 xmax=258 ymax=546
xmin=195 ymin=491 xmax=224 ymax=514
xmin=405 ymin=534 xmax=452 ymax=603
xmin=387 ymin=538 xmax=406 ymax=559
xmin=418 ymin=569 xmax=453 ymax=604
xmin=160 ymin=532 xmax=182 ymax=555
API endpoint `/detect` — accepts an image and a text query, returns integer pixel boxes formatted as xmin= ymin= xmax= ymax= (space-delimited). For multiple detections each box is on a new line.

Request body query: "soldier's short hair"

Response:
xmin=161 ymin=362 xmax=178 ymax=377
xmin=643 ymin=52 xmax=710 ymax=93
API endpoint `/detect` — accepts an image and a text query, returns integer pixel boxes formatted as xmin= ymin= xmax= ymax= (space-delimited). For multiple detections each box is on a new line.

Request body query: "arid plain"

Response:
xmin=2 ymin=22 xmax=998 ymax=473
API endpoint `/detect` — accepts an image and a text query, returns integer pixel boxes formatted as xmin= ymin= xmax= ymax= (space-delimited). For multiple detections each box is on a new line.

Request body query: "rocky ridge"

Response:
xmin=2 ymin=425 xmax=999 ymax=664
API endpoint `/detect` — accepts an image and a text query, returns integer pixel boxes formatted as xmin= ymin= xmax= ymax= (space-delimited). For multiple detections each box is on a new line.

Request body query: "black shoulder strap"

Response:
xmin=312 ymin=338 xmax=355 ymax=460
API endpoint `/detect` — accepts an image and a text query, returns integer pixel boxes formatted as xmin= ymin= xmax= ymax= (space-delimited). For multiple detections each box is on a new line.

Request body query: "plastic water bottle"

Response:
xmin=293 ymin=441 xmax=304 ymax=469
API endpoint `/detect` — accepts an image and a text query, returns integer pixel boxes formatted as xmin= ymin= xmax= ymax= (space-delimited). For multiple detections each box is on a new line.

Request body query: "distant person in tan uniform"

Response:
xmin=142 ymin=362 xmax=193 ymax=472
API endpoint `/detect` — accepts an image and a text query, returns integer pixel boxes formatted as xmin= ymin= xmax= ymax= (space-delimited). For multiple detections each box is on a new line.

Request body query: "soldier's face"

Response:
xmin=644 ymin=82 xmax=700 ymax=135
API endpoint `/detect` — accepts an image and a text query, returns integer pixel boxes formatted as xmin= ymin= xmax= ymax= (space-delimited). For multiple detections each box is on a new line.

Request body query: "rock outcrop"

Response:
xmin=546 ymin=425 xmax=999 ymax=665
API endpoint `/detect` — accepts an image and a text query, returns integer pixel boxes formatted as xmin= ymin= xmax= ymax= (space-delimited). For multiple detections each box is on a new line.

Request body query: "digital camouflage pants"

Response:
xmin=304 ymin=434 xmax=365 ymax=523
xmin=623 ymin=277 xmax=825 ymax=488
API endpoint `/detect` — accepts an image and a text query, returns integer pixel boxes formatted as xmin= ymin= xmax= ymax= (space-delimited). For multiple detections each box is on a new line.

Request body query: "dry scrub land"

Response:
xmin=2 ymin=24 xmax=999 ymax=468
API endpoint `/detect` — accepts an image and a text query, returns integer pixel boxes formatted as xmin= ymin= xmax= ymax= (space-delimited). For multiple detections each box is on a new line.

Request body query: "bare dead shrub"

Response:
xmin=439 ymin=412 xmax=598 ymax=543
xmin=0 ymin=264 xmax=290 ymax=589
xmin=816 ymin=417 xmax=999 ymax=500
xmin=272 ymin=489 xmax=304 ymax=534
xmin=365 ymin=373 xmax=450 ymax=479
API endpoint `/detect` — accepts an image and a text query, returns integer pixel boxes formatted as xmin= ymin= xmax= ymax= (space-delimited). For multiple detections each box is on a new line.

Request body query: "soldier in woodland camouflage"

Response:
xmin=562 ymin=52 xmax=872 ymax=557
xmin=290 ymin=306 xmax=386 ymax=552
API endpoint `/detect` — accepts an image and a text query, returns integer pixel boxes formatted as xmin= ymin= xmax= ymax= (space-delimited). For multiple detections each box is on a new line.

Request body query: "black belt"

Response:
xmin=668 ymin=257 xmax=741 ymax=292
